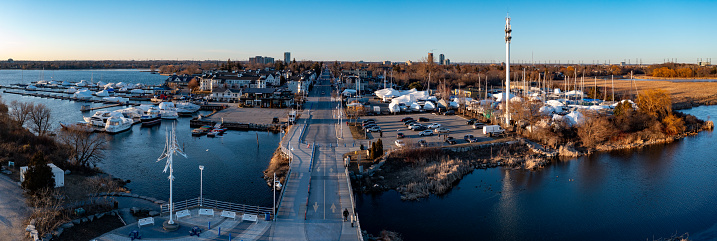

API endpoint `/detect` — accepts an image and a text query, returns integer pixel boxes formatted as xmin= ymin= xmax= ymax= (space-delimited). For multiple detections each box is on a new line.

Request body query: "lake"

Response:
xmin=0 ymin=69 xmax=279 ymax=207
xmin=356 ymin=105 xmax=717 ymax=241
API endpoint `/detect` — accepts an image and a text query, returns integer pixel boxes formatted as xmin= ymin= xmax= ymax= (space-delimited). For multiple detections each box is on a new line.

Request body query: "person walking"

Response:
xmin=343 ymin=208 xmax=349 ymax=222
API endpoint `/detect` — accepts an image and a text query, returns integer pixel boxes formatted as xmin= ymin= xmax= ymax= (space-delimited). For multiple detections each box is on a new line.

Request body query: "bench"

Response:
xmin=198 ymin=208 xmax=214 ymax=217
xmin=176 ymin=209 xmax=191 ymax=219
xmin=138 ymin=217 xmax=154 ymax=227
xmin=221 ymin=210 xmax=236 ymax=220
xmin=242 ymin=214 xmax=258 ymax=222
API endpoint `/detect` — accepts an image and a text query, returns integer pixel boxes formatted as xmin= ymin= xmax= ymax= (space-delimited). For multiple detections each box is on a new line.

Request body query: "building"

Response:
xmin=405 ymin=60 xmax=413 ymax=66
xmin=284 ymin=52 xmax=291 ymax=64
xmin=383 ymin=60 xmax=392 ymax=65
xmin=210 ymin=88 xmax=243 ymax=102
xmin=341 ymin=69 xmax=372 ymax=78
xmin=249 ymin=56 xmax=275 ymax=65
xmin=439 ymin=54 xmax=445 ymax=65
xmin=428 ymin=53 xmax=434 ymax=64
xmin=21 ymin=163 xmax=64 ymax=188
xmin=240 ymin=88 xmax=294 ymax=108
xmin=445 ymin=59 xmax=450 ymax=65
xmin=7 ymin=58 xmax=13 ymax=63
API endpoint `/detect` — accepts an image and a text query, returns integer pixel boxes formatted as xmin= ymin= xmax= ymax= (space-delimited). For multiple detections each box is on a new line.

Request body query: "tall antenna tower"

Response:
xmin=157 ymin=123 xmax=187 ymax=229
xmin=504 ymin=14 xmax=512 ymax=126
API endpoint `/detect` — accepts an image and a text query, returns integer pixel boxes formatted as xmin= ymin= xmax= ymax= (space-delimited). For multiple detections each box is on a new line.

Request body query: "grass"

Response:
xmin=347 ymin=123 xmax=368 ymax=140
xmin=562 ymin=78 xmax=717 ymax=107
xmin=264 ymin=148 xmax=291 ymax=185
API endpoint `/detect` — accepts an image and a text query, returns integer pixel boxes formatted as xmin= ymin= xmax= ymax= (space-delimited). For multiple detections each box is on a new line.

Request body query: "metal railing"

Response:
xmin=345 ymin=167 xmax=364 ymax=240
xmin=160 ymin=197 xmax=273 ymax=218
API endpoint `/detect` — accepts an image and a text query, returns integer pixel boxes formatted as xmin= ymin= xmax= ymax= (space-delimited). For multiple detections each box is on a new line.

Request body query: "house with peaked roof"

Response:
xmin=210 ymin=88 xmax=243 ymax=102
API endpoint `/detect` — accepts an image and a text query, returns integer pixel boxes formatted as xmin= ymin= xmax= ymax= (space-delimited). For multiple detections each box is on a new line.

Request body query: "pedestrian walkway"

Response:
xmin=0 ymin=174 xmax=27 ymax=241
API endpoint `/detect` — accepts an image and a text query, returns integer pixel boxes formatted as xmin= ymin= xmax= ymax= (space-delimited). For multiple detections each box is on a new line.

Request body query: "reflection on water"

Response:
xmin=356 ymin=106 xmax=717 ymax=241
xmin=0 ymin=70 xmax=279 ymax=207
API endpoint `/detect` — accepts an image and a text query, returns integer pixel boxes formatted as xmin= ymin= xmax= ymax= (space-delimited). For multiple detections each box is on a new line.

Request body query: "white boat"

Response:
xmin=158 ymin=102 xmax=178 ymax=120
xmin=83 ymin=111 xmax=116 ymax=127
xmin=104 ymin=116 xmax=133 ymax=134
xmin=175 ymin=102 xmax=200 ymax=116
xmin=59 ymin=121 xmax=94 ymax=132
xmin=140 ymin=108 xmax=162 ymax=126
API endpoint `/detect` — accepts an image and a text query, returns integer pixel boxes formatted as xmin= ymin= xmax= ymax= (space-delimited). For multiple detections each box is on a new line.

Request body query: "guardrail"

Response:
xmin=160 ymin=197 xmax=273 ymax=218
xmin=304 ymin=142 xmax=317 ymax=220
xmin=274 ymin=151 xmax=293 ymax=220
xmin=345 ymin=167 xmax=363 ymax=240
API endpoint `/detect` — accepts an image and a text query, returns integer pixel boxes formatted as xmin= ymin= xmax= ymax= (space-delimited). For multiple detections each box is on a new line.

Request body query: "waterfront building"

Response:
xmin=210 ymin=88 xmax=243 ymax=102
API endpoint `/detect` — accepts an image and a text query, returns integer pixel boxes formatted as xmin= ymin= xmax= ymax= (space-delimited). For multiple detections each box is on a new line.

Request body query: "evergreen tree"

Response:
xmin=22 ymin=152 xmax=55 ymax=194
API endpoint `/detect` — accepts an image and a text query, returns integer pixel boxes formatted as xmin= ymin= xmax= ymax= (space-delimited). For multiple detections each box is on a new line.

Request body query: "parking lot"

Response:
xmin=358 ymin=112 xmax=493 ymax=150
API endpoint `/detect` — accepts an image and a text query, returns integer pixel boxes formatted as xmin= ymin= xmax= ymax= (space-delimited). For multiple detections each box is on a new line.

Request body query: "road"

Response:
xmin=0 ymin=174 xmax=28 ymax=241
xmin=271 ymin=69 xmax=360 ymax=241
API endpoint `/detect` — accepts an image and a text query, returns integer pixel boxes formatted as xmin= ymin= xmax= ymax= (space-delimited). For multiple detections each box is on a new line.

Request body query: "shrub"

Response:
xmin=662 ymin=114 xmax=686 ymax=135
xmin=21 ymin=151 xmax=55 ymax=194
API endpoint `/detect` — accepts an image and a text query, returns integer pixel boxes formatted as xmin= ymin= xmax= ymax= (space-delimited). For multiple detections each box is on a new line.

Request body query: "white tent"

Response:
xmin=546 ymin=100 xmax=565 ymax=107
xmin=130 ymin=89 xmax=146 ymax=94
xmin=64 ymin=87 xmax=77 ymax=93
xmin=20 ymin=163 xmax=64 ymax=188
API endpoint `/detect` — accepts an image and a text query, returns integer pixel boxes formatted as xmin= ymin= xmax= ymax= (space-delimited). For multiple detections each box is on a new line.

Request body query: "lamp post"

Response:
xmin=273 ymin=172 xmax=278 ymax=221
xmin=199 ymin=165 xmax=204 ymax=206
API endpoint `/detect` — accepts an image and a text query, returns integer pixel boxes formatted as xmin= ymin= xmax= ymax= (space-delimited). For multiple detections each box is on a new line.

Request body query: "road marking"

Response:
xmin=330 ymin=168 xmax=333 ymax=173
xmin=331 ymin=203 xmax=336 ymax=213
xmin=313 ymin=202 xmax=319 ymax=212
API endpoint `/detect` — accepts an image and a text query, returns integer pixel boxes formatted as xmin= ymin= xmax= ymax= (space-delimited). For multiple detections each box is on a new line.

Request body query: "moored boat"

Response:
xmin=140 ymin=108 xmax=161 ymax=126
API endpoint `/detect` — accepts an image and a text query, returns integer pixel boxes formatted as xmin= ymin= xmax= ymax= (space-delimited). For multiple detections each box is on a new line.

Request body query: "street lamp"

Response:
xmin=199 ymin=165 xmax=204 ymax=207
xmin=273 ymin=172 xmax=280 ymax=221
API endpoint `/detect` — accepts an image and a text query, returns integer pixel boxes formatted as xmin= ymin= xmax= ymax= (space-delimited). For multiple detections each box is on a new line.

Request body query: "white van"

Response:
xmin=483 ymin=125 xmax=505 ymax=137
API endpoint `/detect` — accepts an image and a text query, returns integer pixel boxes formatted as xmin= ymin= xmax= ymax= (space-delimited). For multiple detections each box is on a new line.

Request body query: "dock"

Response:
xmin=189 ymin=105 xmax=290 ymax=132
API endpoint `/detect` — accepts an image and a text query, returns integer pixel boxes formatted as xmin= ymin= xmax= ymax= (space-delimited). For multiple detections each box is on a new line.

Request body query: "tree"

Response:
xmin=28 ymin=103 xmax=52 ymax=136
xmin=577 ymin=111 xmax=614 ymax=147
xmin=9 ymin=100 xmax=32 ymax=126
xmin=57 ymin=128 xmax=109 ymax=168
xmin=22 ymin=152 xmax=55 ymax=194
xmin=636 ymin=89 xmax=672 ymax=119
xmin=662 ymin=114 xmax=685 ymax=135
xmin=407 ymin=81 xmax=424 ymax=90
xmin=188 ymin=78 xmax=199 ymax=91
xmin=280 ymin=76 xmax=287 ymax=86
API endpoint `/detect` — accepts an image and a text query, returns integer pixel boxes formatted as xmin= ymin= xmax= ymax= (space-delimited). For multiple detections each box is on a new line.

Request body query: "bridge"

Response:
xmin=270 ymin=70 xmax=363 ymax=241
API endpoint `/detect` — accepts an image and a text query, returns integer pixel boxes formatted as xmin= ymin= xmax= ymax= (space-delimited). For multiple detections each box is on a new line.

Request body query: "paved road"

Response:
xmin=271 ymin=69 xmax=360 ymax=241
xmin=0 ymin=174 xmax=28 ymax=241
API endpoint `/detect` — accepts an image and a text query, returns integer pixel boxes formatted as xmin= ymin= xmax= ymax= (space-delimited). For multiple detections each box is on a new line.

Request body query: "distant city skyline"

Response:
xmin=1 ymin=0 xmax=715 ymax=64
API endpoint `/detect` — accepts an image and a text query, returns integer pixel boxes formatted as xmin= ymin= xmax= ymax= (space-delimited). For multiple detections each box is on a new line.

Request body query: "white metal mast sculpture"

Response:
xmin=157 ymin=123 xmax=187 ymax=226
xmin=505 ymin=14 xmax=512 ymax=126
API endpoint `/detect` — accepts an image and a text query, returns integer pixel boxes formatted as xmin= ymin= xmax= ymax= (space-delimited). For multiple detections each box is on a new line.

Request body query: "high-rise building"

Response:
xmin=284 ymin=52 xmax=290 ymax=64
xmin=249 ymin=56 xmax=275 ymax=65
xmin=427 ymin=53 xmax=434 ymax=64
xmin=445 ymin=59 xmax=450 ymax=65
xmin=439 ymin=54 xmax=445 ymax=65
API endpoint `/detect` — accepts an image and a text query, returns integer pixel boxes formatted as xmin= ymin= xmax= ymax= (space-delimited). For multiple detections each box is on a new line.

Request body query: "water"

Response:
xmin=356 ymin=106 xmax=717 ymax=241
xmin=0 ymin=69 xmax=167 ymax=86
xmin=0 ymin=69 xmax=279 ymax=207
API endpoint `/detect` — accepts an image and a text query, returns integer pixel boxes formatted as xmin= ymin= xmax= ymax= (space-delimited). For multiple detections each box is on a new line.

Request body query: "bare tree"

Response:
xmin=9 ymin=100 xmax=32 ymax=126
xmin=577 ymin=111 xmax=615 ymax=147
xmin=28 ymin=103 xmax=52 ymax=136
xmin=57 ymin=128 xmax=109 ymax=168
xmin=25 ymin=188 xmax=68 ymax=238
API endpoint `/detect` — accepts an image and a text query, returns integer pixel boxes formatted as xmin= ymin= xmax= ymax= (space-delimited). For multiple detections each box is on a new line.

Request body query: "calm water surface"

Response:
xmin=0 ymin=70 xmax=278 ymax=207
xmin=357 ymin=106 xmax=717 ymax=241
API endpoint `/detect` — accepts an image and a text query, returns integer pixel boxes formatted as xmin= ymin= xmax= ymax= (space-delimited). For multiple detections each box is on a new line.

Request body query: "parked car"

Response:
xmin=444 ymin=110 xmax=455 ymax=115
xmin=466 ymin=118 xmax=477 ymax=125
xmin=445 ymin=136 xmax=457 ymax=145
xmin=413 ymin=126 xmax=427 ymax=131
xmin=419 ymin=130 xmax=434 ymax=136
xmin=362 ymin=122 xmax=376 ymax=127
xmin=472 ymin=122 xmax=486 ymax=129
xmin=464 ymin=134 xmax=475 ymax=142
xmin=434 ymin=127 xmax=450 ymax=134
xmin=419 ymin=117 xmax=430 ymax=122
xmin=469 ymin=137 xmax=480 ymax=143
xmin=428 ymin=123 xmax=442 ymax=129
xmin=362 ymin=119 xmax=375 ymax=124
xmin=483 ymin=125 xmax=505 ymax=137
xmin=397 ymin=132 xmax=405 ymax=139
xmin=404 ymin=120 xmax=418 ymax=126
xmin=418 ymin=139 xmax=428 ymax=147
xmin=366 ymin=126 xmax=381 ymax=132
xmin=362 ymin=123 xmax=377 ymax=129
xmin=408 ymin=123 xmax=424 ymax=130
xmin=400 ymin=117 xmax=414 ymax=122
xmin=395 ymin=140 xmax=405 ymax=147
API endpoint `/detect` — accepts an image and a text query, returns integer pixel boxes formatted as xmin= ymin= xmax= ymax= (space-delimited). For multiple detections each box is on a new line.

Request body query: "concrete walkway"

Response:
xmin=0 ymin=174 xmax=27 ymax=241
xmin=270 ymin=71 xmax=361 ymax=241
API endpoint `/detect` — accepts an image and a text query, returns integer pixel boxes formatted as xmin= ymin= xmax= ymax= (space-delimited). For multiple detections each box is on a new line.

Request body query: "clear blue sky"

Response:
xmin=1 ymin=0 xmax=715 ymax=64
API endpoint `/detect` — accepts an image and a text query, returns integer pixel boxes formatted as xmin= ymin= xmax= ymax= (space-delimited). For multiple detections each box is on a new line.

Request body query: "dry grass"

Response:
xmin=560 ymin=78 xmax=717 ymax=107
xmin=264 ymin=148 xmax=291 ymax=185
xmin=347 ymin=124 xmax=368 ymax=140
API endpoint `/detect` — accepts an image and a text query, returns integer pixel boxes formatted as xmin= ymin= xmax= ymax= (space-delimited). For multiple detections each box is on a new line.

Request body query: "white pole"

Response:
xmin=273 ymin=172 xmax=276 ymax=221
xmin=199 ymin=165 xmax=204 ymax=207
xmin=169 ymin=160 xmax=173 ymax=224
xmin=505 ymin=15 xmax=512 ymax=126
